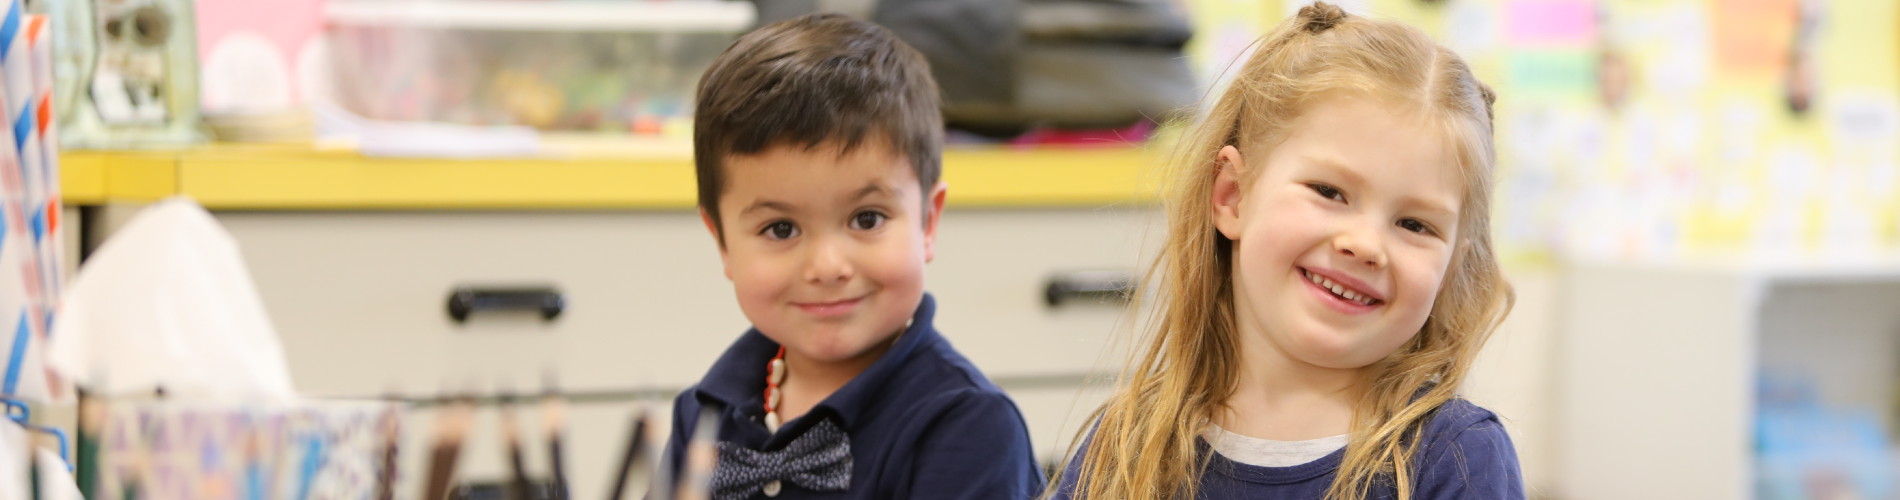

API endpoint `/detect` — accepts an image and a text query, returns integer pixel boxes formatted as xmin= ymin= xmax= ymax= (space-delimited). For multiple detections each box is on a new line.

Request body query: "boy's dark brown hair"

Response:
xmin=694 ymin=12 xmax=944 ymax=243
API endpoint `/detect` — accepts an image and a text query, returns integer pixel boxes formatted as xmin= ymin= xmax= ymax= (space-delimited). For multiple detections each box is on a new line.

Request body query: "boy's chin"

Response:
xmin=783 ymin=332 xmax=898 ymax=363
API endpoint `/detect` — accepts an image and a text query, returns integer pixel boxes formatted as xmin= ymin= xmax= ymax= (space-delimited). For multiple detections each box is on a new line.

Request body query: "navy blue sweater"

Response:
xmin=663 ymin=294 xmax=1045 ymax=500
xmin=1050 ymin=398 xmax=1525 ymax=499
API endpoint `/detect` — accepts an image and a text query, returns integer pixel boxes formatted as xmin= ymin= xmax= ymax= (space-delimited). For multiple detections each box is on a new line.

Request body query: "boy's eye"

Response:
xmin=1307 ymin=183 xmax=1345 ymax=202
xmin=1398 ymin=218 xmax=1434 ymax=235
xmin=850 ymin=210 xmax=887 ymax=231
xmin=761 ymin=221 xmax=799 ymax=240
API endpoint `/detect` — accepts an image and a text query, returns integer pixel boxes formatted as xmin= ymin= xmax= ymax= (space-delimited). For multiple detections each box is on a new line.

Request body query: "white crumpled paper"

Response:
xmin=48 ymin=197 xmax=295 ymax=399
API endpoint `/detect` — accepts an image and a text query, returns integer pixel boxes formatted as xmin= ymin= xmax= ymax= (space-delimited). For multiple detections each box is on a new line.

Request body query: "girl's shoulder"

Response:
xmin=1422 ymin=397 xmax=1502 ymax=435
xmin=1414 ymin=398 xmax=1526 ymax=499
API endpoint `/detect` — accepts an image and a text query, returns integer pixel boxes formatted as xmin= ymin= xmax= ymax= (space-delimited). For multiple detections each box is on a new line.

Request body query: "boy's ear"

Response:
xmin=923 ymin=181 xmax=948 ymax=263
xmin=700 ymin=208 xmax=733 ymax=280
xmin=1211 ymin=145 xmax=1248 ymax=240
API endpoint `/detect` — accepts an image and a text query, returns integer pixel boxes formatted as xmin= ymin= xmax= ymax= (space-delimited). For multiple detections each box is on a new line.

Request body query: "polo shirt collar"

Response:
xmin=695 ymin=294 xmax=940 ymax=429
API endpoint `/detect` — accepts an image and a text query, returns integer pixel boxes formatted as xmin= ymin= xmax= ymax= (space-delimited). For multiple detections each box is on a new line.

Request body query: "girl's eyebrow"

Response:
xmin=1403 ymin=196 xmax=1458 ymax=222
xmin=1302 ymin=155 xmax=1367 ymax=187
xmin=1305 ymin=154 xmax=1459 ymax=220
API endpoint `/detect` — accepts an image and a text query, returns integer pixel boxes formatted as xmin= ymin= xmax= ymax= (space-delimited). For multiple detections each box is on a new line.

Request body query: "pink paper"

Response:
xmin=1505 ymin=0 xmax=1598 ymax=47
xmin=196 ymin=0 xmax=324 ymax=112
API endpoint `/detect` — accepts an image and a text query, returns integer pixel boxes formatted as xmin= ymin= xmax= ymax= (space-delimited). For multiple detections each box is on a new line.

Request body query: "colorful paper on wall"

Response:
xmin=1503 ymin=0 xmax=1597 ymax=47
xmin=1506 ymin=50 xmax=1596 ymax=95
xmin=1712 ymin=0 xmax=1797 ymax=75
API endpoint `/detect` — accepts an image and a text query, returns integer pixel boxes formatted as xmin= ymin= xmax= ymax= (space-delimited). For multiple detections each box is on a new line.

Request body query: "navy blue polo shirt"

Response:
xmin=663 ymin=294 xmax=1045 ymax=500
xmin=1049 ymin=397 xmax=1524 ymax=500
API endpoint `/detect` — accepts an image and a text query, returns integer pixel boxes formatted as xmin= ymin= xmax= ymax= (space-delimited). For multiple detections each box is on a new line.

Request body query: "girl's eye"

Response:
xmin=1398 ymin=218 xmax=1433 ymax=235
xmin=850 ymin=210 xmax=888 ymax=231
xmin=1307 ymin=183 xmax=1345 ymax=202
xmin=761 ymin=221 xmax=799 ymax=240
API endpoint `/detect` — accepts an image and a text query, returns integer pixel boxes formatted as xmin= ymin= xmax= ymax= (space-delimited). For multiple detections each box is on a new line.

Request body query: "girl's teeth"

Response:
xmin=1307 ymin=269 xmax=1376 ymax=306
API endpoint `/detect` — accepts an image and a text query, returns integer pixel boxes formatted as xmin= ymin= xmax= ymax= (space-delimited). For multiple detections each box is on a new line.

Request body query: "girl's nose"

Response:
xmin=1334 ymin=227 xmax=1388 ymax=269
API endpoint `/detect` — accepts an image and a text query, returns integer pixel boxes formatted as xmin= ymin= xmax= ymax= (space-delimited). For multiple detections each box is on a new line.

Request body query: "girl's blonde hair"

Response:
xmin=1054 ymin=3 xmax=1514 ymax=500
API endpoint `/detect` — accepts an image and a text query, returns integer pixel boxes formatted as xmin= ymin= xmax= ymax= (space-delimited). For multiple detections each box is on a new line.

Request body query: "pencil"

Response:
xmin=605 ymin=411 xmax=648 ymax=500
xmin=75 ymin=390 xmax=99 ymax=500
xmin=673 ymin=408 xmax=720 ymax=500
xmin=503 ymin=395 xmax=532 ymax=500
xmin=543 ymin=391 xmax=569 ymax=500
xmin=375 ymin=406 xmax=400 ymax=500
xmin=422 ymin=400 xmax=472 ymax=500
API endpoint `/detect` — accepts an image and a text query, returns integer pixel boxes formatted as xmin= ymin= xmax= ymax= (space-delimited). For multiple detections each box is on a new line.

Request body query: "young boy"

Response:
xmin=661 ymin=12 xmax=1045 ymax=500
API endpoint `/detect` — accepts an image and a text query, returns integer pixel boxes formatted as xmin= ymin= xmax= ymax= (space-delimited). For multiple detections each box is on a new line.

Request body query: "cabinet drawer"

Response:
xmin=216 ymin=211 xmax=750 ymax=396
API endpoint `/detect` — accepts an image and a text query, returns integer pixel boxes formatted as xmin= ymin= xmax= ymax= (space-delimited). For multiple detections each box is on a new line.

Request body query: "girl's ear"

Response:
xmin=1211 ymin=145 xmax=1249 ymax=240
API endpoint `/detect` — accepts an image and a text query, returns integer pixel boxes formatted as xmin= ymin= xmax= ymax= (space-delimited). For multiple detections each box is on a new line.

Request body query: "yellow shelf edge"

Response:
xmin=64 ymin=145 xmax=1163 ymax=210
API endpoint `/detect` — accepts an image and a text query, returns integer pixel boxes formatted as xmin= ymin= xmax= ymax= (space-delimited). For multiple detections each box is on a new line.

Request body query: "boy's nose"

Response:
xmin=805 ymin=237 xmax=855 ymax=284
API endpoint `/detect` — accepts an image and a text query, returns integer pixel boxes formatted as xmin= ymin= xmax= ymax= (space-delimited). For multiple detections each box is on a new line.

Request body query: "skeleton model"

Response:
xmin=91 ymin=0 xmax=170 ymax=123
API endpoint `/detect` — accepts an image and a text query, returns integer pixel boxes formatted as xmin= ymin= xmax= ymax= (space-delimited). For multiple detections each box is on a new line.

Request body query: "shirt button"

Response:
xmin=763 ymin=480 xmax=782 ymax=497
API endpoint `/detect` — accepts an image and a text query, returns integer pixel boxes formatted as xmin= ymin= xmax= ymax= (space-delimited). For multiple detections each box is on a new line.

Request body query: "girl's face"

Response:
xmin=1212 ymin=96 xmax=1464 ymax=371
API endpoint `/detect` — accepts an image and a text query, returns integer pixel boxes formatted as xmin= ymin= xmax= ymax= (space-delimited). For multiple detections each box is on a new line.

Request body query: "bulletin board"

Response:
xmin=1183 ymin=0 xmax=1900 ymax=263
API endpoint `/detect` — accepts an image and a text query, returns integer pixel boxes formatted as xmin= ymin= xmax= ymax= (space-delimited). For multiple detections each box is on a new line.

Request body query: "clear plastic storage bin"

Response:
xmin=324 ymin=0 xmax=753 ymax=134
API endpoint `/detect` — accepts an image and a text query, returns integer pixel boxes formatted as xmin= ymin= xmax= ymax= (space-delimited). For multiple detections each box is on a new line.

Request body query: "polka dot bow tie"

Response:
xmin=712 ymin=419 xmax=853 ymax=500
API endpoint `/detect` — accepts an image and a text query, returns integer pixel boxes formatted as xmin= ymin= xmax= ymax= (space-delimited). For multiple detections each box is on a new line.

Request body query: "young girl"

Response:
xmin=1050 ymin=3 xmax=1520 ymax=500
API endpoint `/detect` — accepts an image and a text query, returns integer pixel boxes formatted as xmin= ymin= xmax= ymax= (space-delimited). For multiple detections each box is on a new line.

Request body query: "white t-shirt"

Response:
xmin=1204 ymin=423 xmax=1348 ymax=468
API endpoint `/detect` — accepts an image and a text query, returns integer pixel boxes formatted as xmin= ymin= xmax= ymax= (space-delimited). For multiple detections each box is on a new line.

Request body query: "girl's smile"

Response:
xmin=1297 ymin=266 xmax=1384 ymax=314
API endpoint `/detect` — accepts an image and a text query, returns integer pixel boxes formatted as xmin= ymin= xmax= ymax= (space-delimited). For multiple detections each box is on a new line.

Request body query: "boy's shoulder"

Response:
xmin=904 ymin=323 xmax=1005 ymax=392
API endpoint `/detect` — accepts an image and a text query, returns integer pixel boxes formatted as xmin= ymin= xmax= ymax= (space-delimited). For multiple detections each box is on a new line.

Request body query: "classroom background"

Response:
xmin=0 ymin=0 xmax=1892 ymax=498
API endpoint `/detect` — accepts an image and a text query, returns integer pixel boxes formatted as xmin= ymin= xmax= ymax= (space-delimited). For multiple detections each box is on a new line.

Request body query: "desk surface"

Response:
xmin=60 ymin=142 xmax=1167 ymax=210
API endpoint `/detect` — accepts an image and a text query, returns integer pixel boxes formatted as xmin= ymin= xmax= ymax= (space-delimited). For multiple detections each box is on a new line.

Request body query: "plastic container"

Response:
xmin=323 ymin=0 xmax=752 ymax=134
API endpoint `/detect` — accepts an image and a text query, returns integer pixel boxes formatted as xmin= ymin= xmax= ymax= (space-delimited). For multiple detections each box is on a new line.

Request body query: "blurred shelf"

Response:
xmin=58 ymin=142 xmax=1164 ymax=210
xmin=324 ymin=0 xmax=755 ymax=32
xmin=1563 ymin=255 xmax=1900 ymax=285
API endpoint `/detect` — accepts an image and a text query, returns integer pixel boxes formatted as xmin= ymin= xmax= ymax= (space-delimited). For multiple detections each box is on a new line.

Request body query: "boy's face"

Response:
xmin=706 ymin=140 xmax=947 ymax=365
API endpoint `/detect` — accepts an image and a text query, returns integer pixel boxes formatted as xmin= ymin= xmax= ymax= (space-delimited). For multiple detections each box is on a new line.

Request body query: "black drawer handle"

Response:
xmin=1045 ymin=270 xmax=1137 ymax=307
xmin=447 ymin=286 xmax=566 ymax=322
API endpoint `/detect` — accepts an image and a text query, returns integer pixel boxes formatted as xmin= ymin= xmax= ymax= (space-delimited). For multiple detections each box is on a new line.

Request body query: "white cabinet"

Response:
xmin=1558 ymin=261 xmax=1900 ymax=500
xmin=212 ymin=207 xmax=1156 ymax=498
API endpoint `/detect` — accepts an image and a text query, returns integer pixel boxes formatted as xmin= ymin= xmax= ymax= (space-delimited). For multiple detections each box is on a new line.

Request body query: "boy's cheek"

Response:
xmin=726 ymin=257 xmax=791 ymax=298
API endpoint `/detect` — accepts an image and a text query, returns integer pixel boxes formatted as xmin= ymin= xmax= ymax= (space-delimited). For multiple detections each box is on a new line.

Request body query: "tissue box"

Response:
xmin=324 ymin=0 xmax=753 ymax=135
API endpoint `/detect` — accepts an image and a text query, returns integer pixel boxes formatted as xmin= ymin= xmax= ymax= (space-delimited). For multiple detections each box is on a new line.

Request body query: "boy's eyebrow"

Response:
xmin=848 ymin=182 xmax=893 ymax=201
xmin=739 ymin=200 xmax=797 ymax=217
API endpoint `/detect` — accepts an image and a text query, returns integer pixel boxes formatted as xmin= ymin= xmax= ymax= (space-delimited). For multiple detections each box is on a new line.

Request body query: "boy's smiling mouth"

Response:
xmin=1299 ymin=267 xmax=1384 ymax=309
xmin=793 ymin=296 xmax=868 ymax=317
